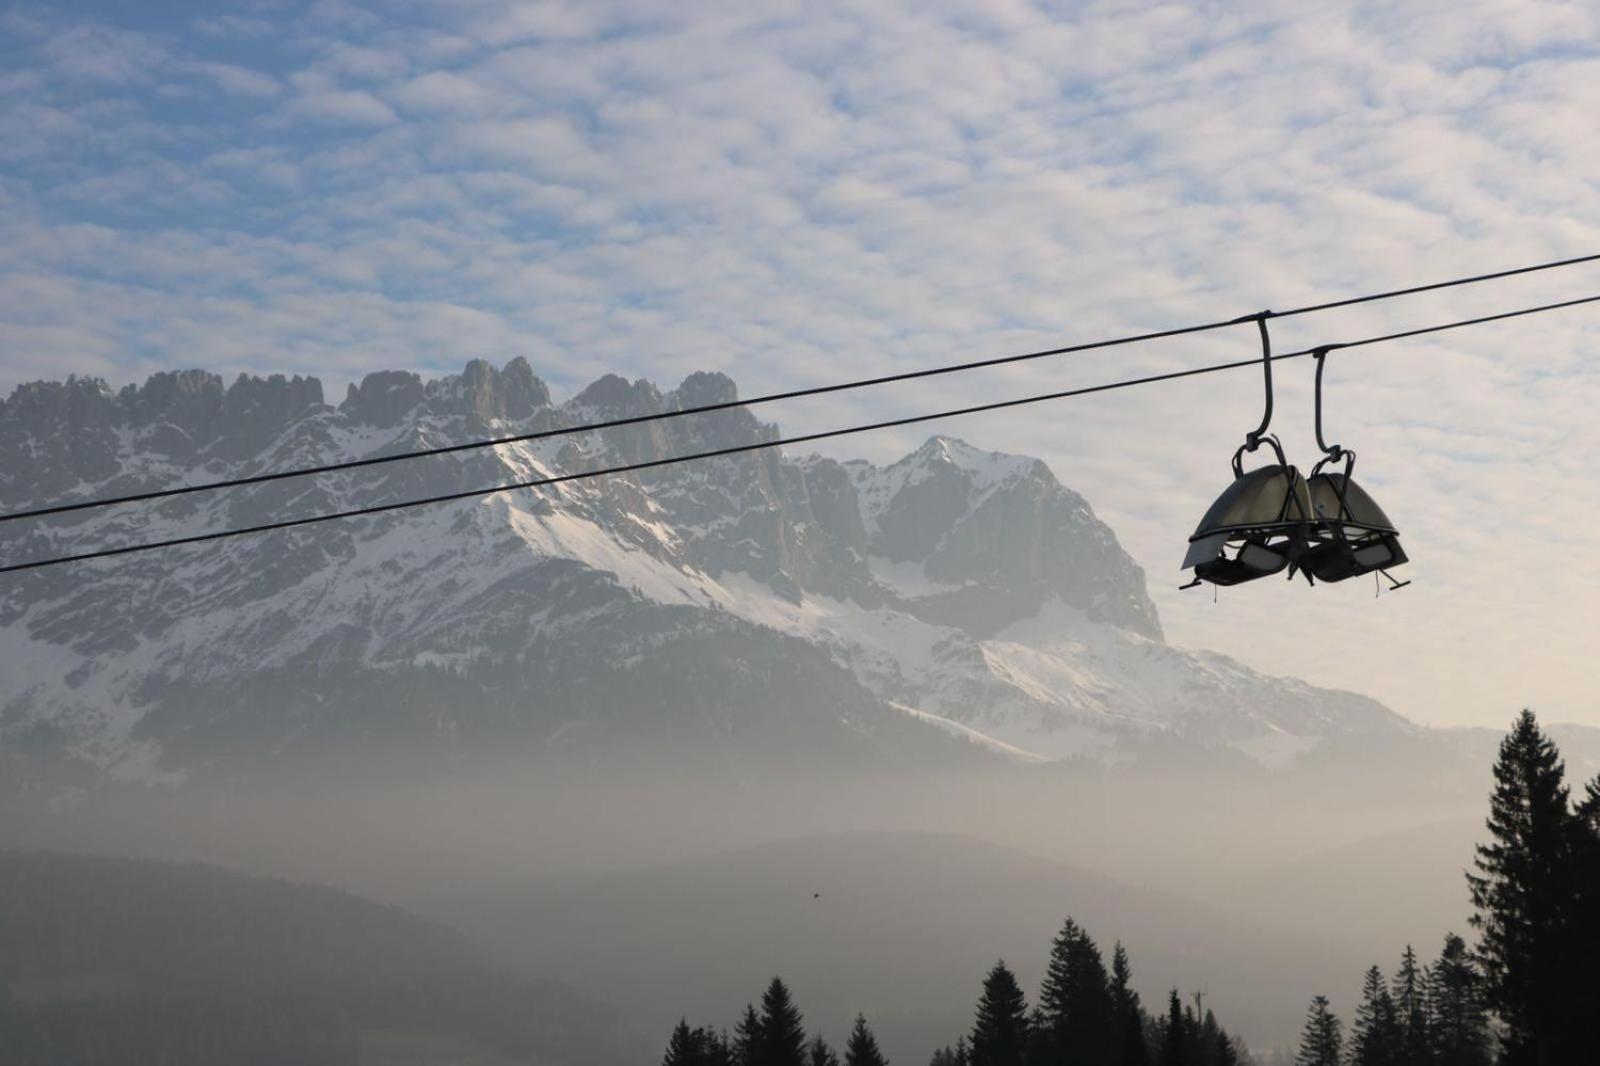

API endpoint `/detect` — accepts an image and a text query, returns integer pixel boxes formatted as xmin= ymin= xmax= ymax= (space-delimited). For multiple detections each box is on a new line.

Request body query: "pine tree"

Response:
xmin=1200 ymin=1011 xmax=1239 ymax=1066
xmin=665 ymin=1019 xmax=707 ymax=1066
xmin=810 ymin=1034 xmax=842 ymax=1066
xmin=1118 ymin=1007 xmax=1149 ymax=1066
xmin=757 ymin=979 xmax=808 ymax=1066
xmin=1426 ymin=934 xmax=1489 ymax=1066
xmin=1294 ymin=996 xmax=1342 ymax=1066
xmin=1392 ymin=946 xmax=1432 ymax=1065
xmin=706 ymin=1029 xmax=736 ymax=1066
xmin=844 ymin=1015 xmax=888 ymax=1066
xmin=1110 ymin=943 xmax=1147 ymax=1066
xmin=1158 ymin=990 xmax=1187 ymax=1066
xmin=735 ymin=1004 xmax=763 ymax=1066
xmin=1036 ymin=919 xmax=1114 ymax=1065
xmin=969 ymin=961 xmax=1029 ymax=1066
xmin=1466 ymin=710 xmax=1582 ymax=1065
xmin=1575 ymin=775 xmax=1600 ymax=1018
xmin=1350 ymin=964 xmax=1402 ymax=1066
xmin=1110 ymin=942 xmax=1138 ymax=1019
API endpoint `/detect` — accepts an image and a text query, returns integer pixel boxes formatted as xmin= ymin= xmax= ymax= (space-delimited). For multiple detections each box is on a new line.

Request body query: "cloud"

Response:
xmin=34 ymin=22 xmax=168 ymax=85
xmin=187 ymin=60 xmax=282 ymax=99
xmin=191 ymin=14 xmax=279 ymax=40
xmin=4 ymin=0 xmax=1600 ymax=726
xmin=391 ymin=70 xmax=498 ymax=114
xmin=286 ymin=87 xmax=400 ymax=126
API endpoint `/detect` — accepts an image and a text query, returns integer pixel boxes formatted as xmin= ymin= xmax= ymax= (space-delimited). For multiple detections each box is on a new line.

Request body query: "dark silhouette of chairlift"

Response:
xmin=1181 ymin=318 xmax=1409 ymax=592
xmin=1298 ymin=346 xmax=1409 ymax=588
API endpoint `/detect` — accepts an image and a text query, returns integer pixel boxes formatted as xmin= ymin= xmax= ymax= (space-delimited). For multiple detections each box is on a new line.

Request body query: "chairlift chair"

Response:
xmin=1181 ymin=315 xmax=1316 ymax=588
xmin=1179 ymin=322 xmax=1409 ymax=591
xmin=1297 ymin=348 xmax=1409 ymax=587
xmin=1181 ymin=439 xmax=1315 ymax=586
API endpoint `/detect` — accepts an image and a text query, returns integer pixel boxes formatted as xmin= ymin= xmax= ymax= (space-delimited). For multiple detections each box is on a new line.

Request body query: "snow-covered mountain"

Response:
xmin=0 ymin=360 xmax=1414 ymax=785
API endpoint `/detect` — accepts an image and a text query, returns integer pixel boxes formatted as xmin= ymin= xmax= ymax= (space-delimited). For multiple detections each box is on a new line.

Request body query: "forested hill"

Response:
xmin=0 ymin=850 xmax=644 ymax=1066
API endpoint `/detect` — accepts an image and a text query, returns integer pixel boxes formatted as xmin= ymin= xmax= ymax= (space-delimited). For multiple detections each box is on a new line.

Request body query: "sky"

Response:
xmin=3 ymin=0 xmax=1599 ymax=729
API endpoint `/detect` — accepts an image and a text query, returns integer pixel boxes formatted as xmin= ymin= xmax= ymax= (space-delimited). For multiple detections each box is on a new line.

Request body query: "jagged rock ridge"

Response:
xmin=0 ymin=360 xmax=1411 ymax=784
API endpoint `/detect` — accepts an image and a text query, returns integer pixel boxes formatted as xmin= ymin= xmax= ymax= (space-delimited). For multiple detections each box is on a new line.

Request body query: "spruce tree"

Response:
xmin=1158 ymin=990 xmax=1187 ymax=1066
xmin=1118 ymin=1007 xmax=1149 ymax=1066
xmin=1110 ymin=942 xmax=1139 ymax=1018
xmin=665 ymin=1019 xmax=707 ymax=1066
xmin=706 ymin=1029 xmax=736 ymax=1066
xmin=735 ymin=1004 xmax=763 ymax=1066
xmin=1196 ymin=1008 xmax=1220 ymax=1060
xmin=844 ymin=1015 xmax=888 ymax=1066
xmin=1351 ymin=964 xmax=1402 ymax=1066
xmin=969 ymin=961 xmax=1029 ymax=1066
xmin=1036 ymin=919 xmax=1114 ymax=1065
xmin=1392 ymin=946 xmax=1432 ymax=1065
xmin=1426 ymin=934 xmax=1489 ymax=1066
xmin=1576 ymin=775 xmax=1600 ymax=1015
xmin=1110 ymin=943 xmax=1147 ymax=1066
xmin=1294 ymin=996 xmax=1342 ymax=1066
xmin=1021 ymin=1008 xmax=1047 ymax=1066
xmin=810 ymin=1035 xmax=842 ymax=1066
xmin=757 ymin=978 xmax=809 ymax=1066
xmin=1466 ymin=710 xmax=1581 ymax=1065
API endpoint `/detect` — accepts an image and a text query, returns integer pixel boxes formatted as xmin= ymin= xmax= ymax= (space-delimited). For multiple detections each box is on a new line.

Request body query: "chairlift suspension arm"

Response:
xmin=1245 ymin=312 xmax=1274 ymax=450
xmin=1312 ymin=346 xmax=1342 ymax=460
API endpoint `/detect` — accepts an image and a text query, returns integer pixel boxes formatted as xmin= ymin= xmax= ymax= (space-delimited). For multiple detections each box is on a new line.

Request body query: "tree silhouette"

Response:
xmin=757 ymin=978 xmax=808 ymax=1066
xmin=1158 ymin=990 xmax=1186 ymax=1066
xmin=735 ymin=1004 xmax=763 ymax=1066
xmin=968 ymin=961 xmax=1029 ymax=1066
xmin=810 ymin=1034 xmax=842 ymax=1066
xmin=1109 ymin=942 xmax=1148 ymax=1066
xmin=1035 ymin=919 xmax=1114 ymax=1065
xmin=1350 ymin=964 xmax=1401 ymax=1066
xmin=1576 ymin=773 xmax=1600 ymax=1033
xmin=844 ymin=1014 xmax=888 ymax=1066
xmin=1426 ymin=934 xmax=1488 ymax=1066
xmin=1466 ymin=709 xmax=1583 ymax=1064
xmin=1391 ymin=946 xmax=1431 ymax=1065
xmin=1294 ymin=996 xmax=1342 ymax=1066
xmin=704 ymin=1028 xmax=735 ymax=1066
xmin=664 ymin=1019 xmax=707 ymax=1066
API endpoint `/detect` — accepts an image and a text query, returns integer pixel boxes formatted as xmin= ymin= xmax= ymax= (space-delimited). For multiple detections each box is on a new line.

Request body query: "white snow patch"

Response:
xmin=887 ymin=702 xmax=1049 ymax=763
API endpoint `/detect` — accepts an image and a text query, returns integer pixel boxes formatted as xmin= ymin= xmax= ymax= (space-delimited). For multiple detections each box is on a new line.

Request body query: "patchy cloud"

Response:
xmin=187 ymin=60 xmax=282 ymax=99
xmin=2 ymin=0 xmax=1600 ymax=727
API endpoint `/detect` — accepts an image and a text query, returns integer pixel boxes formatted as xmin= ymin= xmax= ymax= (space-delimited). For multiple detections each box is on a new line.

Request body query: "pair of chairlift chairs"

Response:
xmin=1181 ymin=316 xmax=1409 ymax=591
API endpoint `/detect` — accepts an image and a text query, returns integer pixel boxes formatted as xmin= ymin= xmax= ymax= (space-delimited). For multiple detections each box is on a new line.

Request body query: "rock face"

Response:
xmin=0 ymin=361 xmax=1412 ymax=785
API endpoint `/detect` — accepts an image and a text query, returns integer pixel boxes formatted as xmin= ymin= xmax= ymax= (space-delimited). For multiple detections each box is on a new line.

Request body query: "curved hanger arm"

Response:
xmin=1245 ymin=313 xmax=1274 ymax=450
xmin=1312 ymin=346 xmax=1342 ymax=460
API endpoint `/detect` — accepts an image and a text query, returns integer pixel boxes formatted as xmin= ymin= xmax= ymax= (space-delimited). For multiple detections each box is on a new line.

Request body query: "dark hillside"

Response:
xmin=0 ymin=850 xmax=644 ymax=1066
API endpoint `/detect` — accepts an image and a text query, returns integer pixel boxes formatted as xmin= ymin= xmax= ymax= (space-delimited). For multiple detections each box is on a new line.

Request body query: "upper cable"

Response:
xmin=4 ymin=250 xmax=1600 ymax=526
xmin=4 ymin=290 xmax=1598 ymax=576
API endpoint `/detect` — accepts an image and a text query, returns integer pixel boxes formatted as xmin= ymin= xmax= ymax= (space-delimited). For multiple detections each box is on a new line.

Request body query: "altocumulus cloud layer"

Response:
xmin=2 ymin=0 xmax=1599 ymax=727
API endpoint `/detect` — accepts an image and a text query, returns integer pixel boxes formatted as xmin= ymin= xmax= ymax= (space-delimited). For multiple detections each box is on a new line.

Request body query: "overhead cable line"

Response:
xmin=5 ymin=250 xmax=1600 ymax=527
xmin=3 ymin=291 xmax=1596 ymax=577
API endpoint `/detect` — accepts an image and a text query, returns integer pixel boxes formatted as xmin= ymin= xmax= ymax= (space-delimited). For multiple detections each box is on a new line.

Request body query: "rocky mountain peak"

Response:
xmin=569 ymin=374 xmax=663 ymax=418
xmin=831 ymin=435 xmax=1161 ymax=641
xmin=670 ymin=371 xmax=739 ymax=409
xmin=341 ymin=370 xmax=424 ymax=427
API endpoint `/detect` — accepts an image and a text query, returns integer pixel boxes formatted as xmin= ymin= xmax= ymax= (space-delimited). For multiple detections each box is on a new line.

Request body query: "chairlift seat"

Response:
xmin=1182 ymin=465 xmax=1314 ymax=585
xmin=1300 ymin=472 xmax=1408 ymax=582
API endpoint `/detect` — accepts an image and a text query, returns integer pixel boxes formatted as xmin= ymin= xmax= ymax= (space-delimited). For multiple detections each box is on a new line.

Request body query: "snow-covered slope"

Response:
xmin=0 ymin=360 xmax=1412 ymax=784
